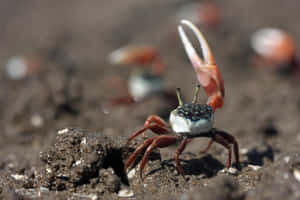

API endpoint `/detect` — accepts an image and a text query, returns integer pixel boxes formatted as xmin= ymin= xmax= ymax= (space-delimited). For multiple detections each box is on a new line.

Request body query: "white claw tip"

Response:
xmin=178 ymin=19 xmax=214 ymax=65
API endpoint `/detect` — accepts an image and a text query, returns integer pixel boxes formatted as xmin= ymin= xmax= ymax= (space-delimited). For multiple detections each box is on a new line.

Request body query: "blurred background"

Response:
xmin=0 ymin=0 xmax=300 ymax=198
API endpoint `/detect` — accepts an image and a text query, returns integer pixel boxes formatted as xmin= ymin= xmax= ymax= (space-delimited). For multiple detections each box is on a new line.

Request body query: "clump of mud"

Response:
xmin=0 ymin=128 xmax=137 ymax=199
xmin=37 ymin=128 xmax=131 ymax=193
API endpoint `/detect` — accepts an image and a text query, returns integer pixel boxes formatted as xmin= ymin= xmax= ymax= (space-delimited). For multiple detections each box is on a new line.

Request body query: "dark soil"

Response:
xmin=1 ymin=0 xmax=300 ymax=199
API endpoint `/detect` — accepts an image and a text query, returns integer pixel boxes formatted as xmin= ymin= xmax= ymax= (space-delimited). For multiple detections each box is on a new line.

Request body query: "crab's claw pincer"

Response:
xmin=178 ymin=20 xmax=224 ymax=111
xmin=108 ymin=45 xmax=165 ymax=75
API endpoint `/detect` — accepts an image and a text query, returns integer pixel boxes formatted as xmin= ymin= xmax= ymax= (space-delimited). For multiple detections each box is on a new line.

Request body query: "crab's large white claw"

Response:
xmin=178 ymin=20 xmax=224 ymax=111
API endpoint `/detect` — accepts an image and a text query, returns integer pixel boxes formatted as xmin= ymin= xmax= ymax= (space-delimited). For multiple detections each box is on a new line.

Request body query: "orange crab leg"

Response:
xmin=178 ymin=20 xmax=224 ymax=111
xmin=108 ymin=45 xmax=165 ymax=75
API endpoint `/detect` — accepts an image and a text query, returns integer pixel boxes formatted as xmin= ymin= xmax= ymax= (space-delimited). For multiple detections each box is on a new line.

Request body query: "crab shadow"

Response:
xmin=149 ymin=154 xmax=225 ymax=178
xmin=246 ymin=143 xmax=277 ymax=166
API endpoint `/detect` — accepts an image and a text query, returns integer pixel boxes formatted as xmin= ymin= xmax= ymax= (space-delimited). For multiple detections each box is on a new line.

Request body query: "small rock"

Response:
xmin=118 ymin=188 xmax=134 ymax=198
xmin=31 ymin=114 xmax=44 ymax=128
xmin=284 ymin=156 xmax=290 ymax=163
xmin=127 ymin=168 xmax=136 ymax=180
xmin=240 ymin=148 xmax=249 ymax=155
xmin=39 ymin=187 xmax=49 ymax=191
xmin=248 ymin=164 xmax=262 ymax=171
xmin=220 ymin=167 xmax=238 ymax=175
xmin=57 ymin=128 xmax=69 ymax=135
xmin=6 ymin=56 xmax=28 ymax=80
xmin=293 ymin=169 xmax=300 ymax=182
xmin=11 ymin=174 xmax=27 ymax=181
xmin=228 ymin=167 xmax=238 ymax=175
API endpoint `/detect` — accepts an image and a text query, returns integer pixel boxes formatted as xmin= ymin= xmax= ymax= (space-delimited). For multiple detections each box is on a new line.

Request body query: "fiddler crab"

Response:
xmin=108 ymin=45 xmax=165 ymax=105
xmin=125 ymin=20 xmax=240 ymax=179
xmin=251 ymin=28 xmax=299 ymax=73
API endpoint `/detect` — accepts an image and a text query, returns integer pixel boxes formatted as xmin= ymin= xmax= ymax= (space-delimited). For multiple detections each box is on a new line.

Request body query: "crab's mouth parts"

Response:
xmin=169 ymin=110 xmax=213 ymax=134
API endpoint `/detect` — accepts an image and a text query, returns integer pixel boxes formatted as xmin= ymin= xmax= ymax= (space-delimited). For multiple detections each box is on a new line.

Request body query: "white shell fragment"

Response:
xmin=6 ymin=56 xmax=28 ymax=80
xmin=81 ymin=137 xmax=87 ymax=145
xmin=11 ymin=174 xmax=27 ymax=181
xmin=293 ymin=168 xmax=300 ymax=183
xmin=228 ymin=167 xmax=238 ymax=175
xmin=57 ymin=128 xmax=69 ymax=135
xmin=46 ymin=167 xmax=52 ymax=173
xmin=118 ymin=188 xmax=134 ymax=198
xmin=220 ymin=167 xmax=238 ymax=175
xmin=284 ymin=156 xmax=290 ymax=163
xmin=30 ymin=114 xmax=44 ymax=128
xmin=75 ymin=160 xmax=82 ymax=166
xmin=240 ymin=148 xmax=249 ymax=155
xmin=248 ymin=164 xmax=262 ymax=171
xmin=127 ymin=168 xmax=136 ymax=180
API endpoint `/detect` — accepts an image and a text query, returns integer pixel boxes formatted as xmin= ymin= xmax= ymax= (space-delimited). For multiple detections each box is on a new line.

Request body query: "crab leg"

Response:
xmin=212 ymin=130 xmax=240 ymax=168
xmin=126 ymin=115 xmax=171 ymax=144
xmin=178 ymin=20 xmax=225 ymax=111
xmin=199 ymin=139 xmax=214 ymax=154
xmin=138 ymin=135 xmax=178 ymax=179
xmin=175 ymin=138 xmax=192 ymax=176
xmin=108 ymin=45 xmax=165 ymax=75
xmin=125 ymin=137 xmax=155 ymax=172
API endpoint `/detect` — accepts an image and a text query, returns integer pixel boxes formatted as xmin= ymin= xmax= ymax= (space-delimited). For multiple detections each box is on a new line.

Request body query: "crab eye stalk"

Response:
xmin=192 ymin=84 xmax=201 ymax=104
xmin=176 ymin=88 xmax=183 ymax=106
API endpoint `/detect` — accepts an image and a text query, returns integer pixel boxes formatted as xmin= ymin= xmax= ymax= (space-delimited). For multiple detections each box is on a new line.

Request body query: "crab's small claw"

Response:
xmin=178 ymin=20 xmax=224 ymax=111
xmin=108 ymin=45 xmax=165 ymax=75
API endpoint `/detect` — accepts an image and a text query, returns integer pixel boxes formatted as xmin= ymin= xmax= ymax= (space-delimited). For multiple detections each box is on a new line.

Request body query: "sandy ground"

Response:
xmin=0 ymin=0 xmax=300 ymax=199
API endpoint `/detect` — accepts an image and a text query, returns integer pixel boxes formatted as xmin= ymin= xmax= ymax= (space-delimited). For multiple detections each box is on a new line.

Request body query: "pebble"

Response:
xmin=293 ymin=169 xmax=300 ymax=182
xmin=118 ymin=188 xmax=134 ymax=198
xmin=75 ymin=160 xmax=82 ymax=166
xmin=57 ymin=128 xmax=69 ymax=135
xmin=6 ymin=56 xmax=28 ymax=80
xmin=127 ymin=168 xmax=136 ymax=179
xmin=46 ymin=168 xmax=52 ymax=173
xmin=11 ymin=174 xmax=27 ymax=181
xmin=81 ymin=137 xmax=87 ymax=145
xmin=220 ymin=167 xmax=238 ymax=175
xmin=240 ymin=148 xmax=249 ymax=155
xmin=248 ymin=164 xmax=262 ymax=171
xmin=31 ymin=114 xmax=44 ymax=127
xmin=39 ymin=187 xmax=49 ymax=191
xmin=228 ymin=167 xmax=238 ymax=175
xmin=284 ymin=156 xmax=290 ymax=163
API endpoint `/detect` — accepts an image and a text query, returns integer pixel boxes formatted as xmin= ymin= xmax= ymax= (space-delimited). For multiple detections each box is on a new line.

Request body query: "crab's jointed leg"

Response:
xmin=199 ymin=139 xmax=214 ymax=154
xmin=126 ymin=115 xmax=171 ymax=144
xmin=125 ymin=135 xmax=178 ymax=179
xmin=175 ymin=138 xmax=192 ymax=176
xmin=211 ymin=130 xmax=240 ymax=169
xmin=178 ymin=20 xmax=224 ymax=111
xmin=125 ymin=137 xmax=155 ymax=172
